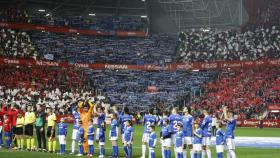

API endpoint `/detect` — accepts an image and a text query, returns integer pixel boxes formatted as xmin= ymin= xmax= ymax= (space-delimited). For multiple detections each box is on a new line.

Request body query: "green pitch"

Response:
xmin=1 ymin=124 xmax=280 ymax=158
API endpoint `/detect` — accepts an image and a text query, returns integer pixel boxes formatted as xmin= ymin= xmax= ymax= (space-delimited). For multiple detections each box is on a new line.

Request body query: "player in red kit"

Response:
xmin=0 ymin=116 xmax=3 ymax=148
xmin=3 ymin=114 xmax=12 ymax=149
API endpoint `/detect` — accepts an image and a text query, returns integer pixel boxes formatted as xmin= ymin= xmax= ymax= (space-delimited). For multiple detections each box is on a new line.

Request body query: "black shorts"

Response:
xmin=15 ymin=127 xmax=24 ymax=135
xmin=12 ymin=126 xmax=17 ymax=134
xmin=25 ymin=124 xmax=34 ymax=136
xmin=47 ymin=126 xmax=56 ymax=138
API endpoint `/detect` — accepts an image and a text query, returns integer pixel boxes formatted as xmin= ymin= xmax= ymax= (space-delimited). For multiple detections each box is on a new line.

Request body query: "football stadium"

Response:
xmin=0 ymin=0 xmax=280 ymax=158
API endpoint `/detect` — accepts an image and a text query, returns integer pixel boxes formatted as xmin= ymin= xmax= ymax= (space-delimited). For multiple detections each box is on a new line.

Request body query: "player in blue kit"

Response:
xmin=182 ymin=107 xmax=194 ymax=158
xmin=110 ymin=113 xmax=119 ymax=158
xmin=87 ymin=119 xmax=95 ymax=157
xmin=70 ymin=102 xmax=81 ymax=154
xmin=141 ymin=109 xmax=157 ymax=158
xmin=148 ymin=125 xmax=157 ymax=158
xmin=57 ymin=118 xmax=67 ymax=154
xmin=215 ymin=122 xmax=225 ymax=158
xmin=169 ymin=107 xmax=182 ymax=158
xmin=95 ymin=106 xmax=106 ymax=142
xmin=77 ymin=120 xmax=84 ymax=156
xmin=158 ymin=111 xmax=169 ymax=158
xmin=175 ymin=123 xmax=184 ymax=158
xmin=193 ymin=122 xmax=203 ymax=158
xmin=222 ymin=106 xmax=236 ymax=158
xmin=97 ymin=120 xmax=106 ymax=158
xmin=160 ymin=118 xmax=172 ymax=158
xmin=120 ymin=107 xmax=132 ymax=143
xmin=123 ymin=120 xmax=134 ymax=158
xmin=201 ymin=109 xmax=212 ymax=158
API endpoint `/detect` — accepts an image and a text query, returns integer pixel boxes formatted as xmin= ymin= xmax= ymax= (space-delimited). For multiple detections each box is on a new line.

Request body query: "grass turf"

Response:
xmin=0 ymin=124 xmax=280 ymax=158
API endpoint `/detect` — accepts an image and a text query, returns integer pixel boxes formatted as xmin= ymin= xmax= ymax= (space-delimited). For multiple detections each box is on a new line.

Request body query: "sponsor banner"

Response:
xmin=238 ymin=119 xmax=280 ymax=128
xmin=1 ymin=57 xmax=280 ymax=71
xmin=267 ymin=104 xmax=280 ymax=111
xmin=0 ymin=22 xmax=147 ymax=37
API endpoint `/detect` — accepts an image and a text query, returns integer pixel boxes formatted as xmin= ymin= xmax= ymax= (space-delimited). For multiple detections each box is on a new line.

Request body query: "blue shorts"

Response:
xmin=4 ymin=132 xmax=11 ymax=137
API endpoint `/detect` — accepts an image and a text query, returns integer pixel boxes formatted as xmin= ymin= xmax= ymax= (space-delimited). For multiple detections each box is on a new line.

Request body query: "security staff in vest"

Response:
xmin=35 ymin=104 xmax=47 ymax=151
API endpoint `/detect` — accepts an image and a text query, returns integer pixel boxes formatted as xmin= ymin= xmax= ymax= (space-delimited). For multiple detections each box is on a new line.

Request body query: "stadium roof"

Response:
xmin=0 ymin=0 xmax=147 ymax=17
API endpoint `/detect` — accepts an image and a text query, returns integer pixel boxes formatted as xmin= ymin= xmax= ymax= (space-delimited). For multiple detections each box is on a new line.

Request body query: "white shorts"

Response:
xmin=99 ymin=141 xmax=105 ymax=146
xmin=171 ymin=134 xmax=176 ymax=145
xmin=176 ymin=147 xmax=183 ymax=153
xmin=193 ymin=144 xmax=202 ymax=151
xmin=142 ymin=133 xmax=150 ymax=143
xmin=184 ymin=137 xmax=193 ymax=145
xmin=96 ymin=128 xmax=100 ymax=140
xmin=226 ymin=138 xmax=235 ymax=150
xmin=124 ymin=141 xmax=133 ymax=145
xmin=88 ymin=139 xmax=94 ymax=145
xmin=58 ymin=135 xmax=66 ymax=145
xmin=202 ymin=137 xmax=211 ymax=146
xmin=72 ymin=129 xmax=78 ymax=140
xmin=161 ymin=138 xmax=171 ymax=147
xmin=216 ymin=145 xmax=224 ymax=153
xmin=121 ymin=134 xmax=125 ymax=143
xmin=110 ymin=136 xmax=118 ymax=141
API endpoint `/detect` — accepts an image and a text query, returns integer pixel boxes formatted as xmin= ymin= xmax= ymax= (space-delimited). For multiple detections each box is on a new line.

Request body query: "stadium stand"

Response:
xmin=192 ymin=67 xmax=280 ymax=119
xmin=0 ymin=8 xmax=148 ymax=31
xmin=177 ymin=26 xmax=280 ymax=62
xmin=0 ymin=28 xmax=37 ymax=58
xmin=30 ymin=32 xmax=176 ymax=64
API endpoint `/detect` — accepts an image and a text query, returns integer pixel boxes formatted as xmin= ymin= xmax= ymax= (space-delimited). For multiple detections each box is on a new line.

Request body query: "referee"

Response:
xmin=46 ymin=107 xmax=57 ymax=153
xmin=24 ymin=105 xmax=36 ymax=151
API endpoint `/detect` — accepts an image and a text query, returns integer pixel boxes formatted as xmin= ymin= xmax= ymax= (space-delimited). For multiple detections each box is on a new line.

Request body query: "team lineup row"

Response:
xmin=0 ymin=100 xmax=236 ymax=158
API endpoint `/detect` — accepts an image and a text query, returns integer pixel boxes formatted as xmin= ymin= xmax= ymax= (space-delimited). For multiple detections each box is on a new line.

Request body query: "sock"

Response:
xmin=128 ymin=146 xmax=132 ymax=158
xmin=142 ymin=144 xmax=146 ymax=157
xmin=167 ymin=150 xmax=171 ymax=158
xmin=63 ymin=144 xmax=66 ymax=153
xmin=60 ymin=144 xmax=62 ymax=153
xmin=5 ymin=139 xmax=9 ymax=148
xmin=31 ymin=138 xmax=34 ymax=149
xmin=162 ymin=146 xmax=165 ymax=158
xmin=113 ymin=146 xmax=118 ymax=156
xmin=183 ymin=149 xmax=187 ymax=158
xmin=226 ymin=150 xmax=231 ymax=158
xmin=194 ymin=153 xmax=197 ymax=158
xmin=198 ymin=153 xmax=202 ymax=158
xmin=48 ymin=140 xmax=52 ymax=151
xmin=79 ymin=145 xmax=84 ymax=154
xmin=20 ymin=138 xmax=24 ymax=149
xmin=124 ymin=146 xmax=128 ymax=156
xmin=229 ymin=150 xmax=236 ymax=158
xmin=151 ymin=151 xmax=155 ymax=158
xmin=217 ymin=152 xmax=223 ymax=158
xmin=206 ymin=149 xmax=211 ymax=158
xmin=190 ymin=149 xmax=194 ymax=158
xmin=174 ymin=147 xmax=178 ymax=158
xmin=89 ymin=145 xmax=94 ymax=155
xmin=71 ymin=140 xmax=75 ymax=153
xmin=178 ymin=153 xmax=183 ymax=158
xmin=17 ymin=138 xmax=21 ymax=148
xmin=52 ymin=140 xmax=56 ymax=152
xmin=26 ymin=138 xmax=30 ymax=149
xmin=100 ymin=146 xmax=105 ymax=156
xmin=202 ymin=150 xmax=206 ymax=158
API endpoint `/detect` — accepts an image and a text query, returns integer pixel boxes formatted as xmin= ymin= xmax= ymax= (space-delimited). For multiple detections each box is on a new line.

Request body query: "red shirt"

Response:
xmin=0 ymin=119 xmax=3 ymax=126
xmin=4 ymin=118 xmax=11 ymax=132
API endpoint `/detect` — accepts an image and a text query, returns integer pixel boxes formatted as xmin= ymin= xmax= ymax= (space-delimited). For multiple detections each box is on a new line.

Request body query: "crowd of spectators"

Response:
xmin=0 ymin=28 xmax=37 ymax=58
xmin=31 ymin=32 xmax=176 ymax=64
xmin=177 ymin=26 xmax=280 ymax=62
xmin=192 ymin=67 xmax=280 ymax=119
xmin=89 ymin=69 xmax=217 ymax=112
xmin=0 ymin=8 xmax=148 ymax=31
xmin=0 ymin=65 xmax=93 ymax=114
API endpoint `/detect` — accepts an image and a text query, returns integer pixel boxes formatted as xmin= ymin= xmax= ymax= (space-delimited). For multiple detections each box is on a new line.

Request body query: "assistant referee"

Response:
xmin=24 ymin=105 xmax=36 ymax=151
